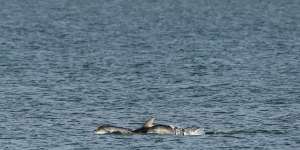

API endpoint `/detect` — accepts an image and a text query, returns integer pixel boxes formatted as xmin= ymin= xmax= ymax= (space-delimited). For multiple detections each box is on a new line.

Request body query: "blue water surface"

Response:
xmin=0 ymin=0 xmax=299 ymax=149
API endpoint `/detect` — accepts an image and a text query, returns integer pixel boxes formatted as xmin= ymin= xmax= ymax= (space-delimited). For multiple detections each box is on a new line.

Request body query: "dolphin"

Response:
xmin=146 ymin=124 xmax=176 ymax=134
xmin=135 ymin=117 xmax=205 ymax=135
xmin=132 ymin=117 xmax=156 ymax=133
xmin=133 ymin=117 xmax=177 ymax=135
xmin=95 ymin=117 xmax=157 ymax=134
xmin=95 ymin=117 xmax=204 ymax=136
xmin=147 ymin=125 xmax=204 ymax=135
xmin=95 ymin=124 xmax=132 ymax=134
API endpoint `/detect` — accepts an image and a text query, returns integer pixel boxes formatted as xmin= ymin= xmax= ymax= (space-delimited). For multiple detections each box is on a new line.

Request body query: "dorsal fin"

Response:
xmin=143 ymin=117 xmax=155 ymax=128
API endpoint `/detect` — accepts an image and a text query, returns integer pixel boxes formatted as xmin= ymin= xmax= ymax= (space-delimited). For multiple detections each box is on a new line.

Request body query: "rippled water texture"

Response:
xmin=0 ymin=0 xmax=299 ymax=149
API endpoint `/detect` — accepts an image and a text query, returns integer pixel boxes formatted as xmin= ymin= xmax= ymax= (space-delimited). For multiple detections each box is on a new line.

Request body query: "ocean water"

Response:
xmin=0 ymin=0 xmax=299 ymax=149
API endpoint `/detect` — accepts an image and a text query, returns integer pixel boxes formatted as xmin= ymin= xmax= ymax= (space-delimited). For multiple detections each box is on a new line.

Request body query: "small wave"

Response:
xmin=205 ymin=129 xmax=286 ymax=135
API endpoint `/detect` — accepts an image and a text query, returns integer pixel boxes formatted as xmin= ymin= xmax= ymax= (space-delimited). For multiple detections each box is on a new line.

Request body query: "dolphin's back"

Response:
xmin=95 ymin=125 xmax=132 ymax=134
xmin=133 ymin=124 xmax=174 ymax=134
xmin=146 ymin=124 xmax=175 ymax=134
xmin=132 ymin=127 xmax=148 ymax=133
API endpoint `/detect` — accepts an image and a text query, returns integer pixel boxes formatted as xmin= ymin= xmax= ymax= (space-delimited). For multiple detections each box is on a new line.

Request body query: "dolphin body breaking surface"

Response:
xmin=95 ymin=117 xmax=204 ymax=136
xmin=95 ymin=125 xmax=132 ymax=134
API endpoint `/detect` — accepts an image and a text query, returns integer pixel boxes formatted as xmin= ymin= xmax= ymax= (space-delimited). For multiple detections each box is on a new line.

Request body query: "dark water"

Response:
xmin=1 ymin=0 xmax=299 ymax=149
